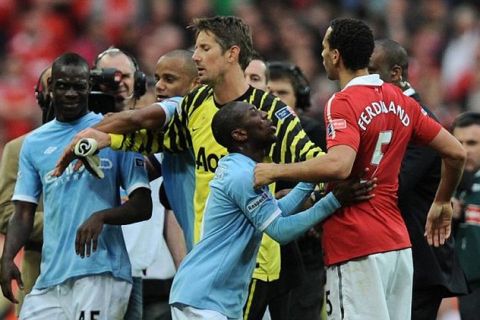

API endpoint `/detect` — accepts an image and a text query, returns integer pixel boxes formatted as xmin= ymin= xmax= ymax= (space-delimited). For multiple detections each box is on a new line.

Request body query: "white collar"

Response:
xmin=403 ymin=87 xmax=416 ymax=97
xmin=343 ymin=74 xmax=383 ymax=90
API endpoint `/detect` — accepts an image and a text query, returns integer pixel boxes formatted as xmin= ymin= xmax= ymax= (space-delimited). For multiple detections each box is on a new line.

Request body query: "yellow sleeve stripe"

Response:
xmin=109 ymin=133 xmax=124 ymax=150
xmin=301 ymin=140 xmax=323 ymax=160
xmin=277 ymin=118 xmax=300 ymax=163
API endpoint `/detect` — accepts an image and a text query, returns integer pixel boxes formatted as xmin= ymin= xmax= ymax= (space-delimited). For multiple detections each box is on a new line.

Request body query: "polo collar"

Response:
xmin=343 ymin=74 xmax=383 ymax=90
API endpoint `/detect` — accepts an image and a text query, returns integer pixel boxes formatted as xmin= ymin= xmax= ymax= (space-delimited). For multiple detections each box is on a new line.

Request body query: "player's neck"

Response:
xmin=213 ymin=68 xmax=249 ymax=105
xmin=338 ymin=68 xmax=369 ymax=89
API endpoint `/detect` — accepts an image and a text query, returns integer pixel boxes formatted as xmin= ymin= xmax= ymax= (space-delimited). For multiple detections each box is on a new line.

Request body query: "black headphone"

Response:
xmin=93 ymin=47 xmax=147 ymax=99
xmin=34 ymin=67 xmax=56 ymax=123
xmin=34 ymin=68 xmax=50 ymax=110
xmin=267 ymin=61 xmax=311 ymax=109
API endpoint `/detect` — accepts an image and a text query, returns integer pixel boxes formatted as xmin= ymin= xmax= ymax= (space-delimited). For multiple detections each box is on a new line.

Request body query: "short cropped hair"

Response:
xmin=212 ymin=101 xmax=249 ymax=150
xmin=52 ymin=52 xmax=89 ymax=75
xmin=190 ymin=16 xmax=253 ymax=70
xmin=375 ymin=39 xmax=409 ymax=79
xmin=162 ymin=49 xmax=197 ymax=79
xmin=452 ymin=112 xmax=480 ymax=129
xmin=328 ymin=18 xmax=374 ymax=71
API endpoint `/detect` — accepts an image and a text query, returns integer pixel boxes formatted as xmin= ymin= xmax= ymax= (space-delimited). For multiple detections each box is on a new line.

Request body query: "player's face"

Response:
xmin=321 ymin=27 xmax=337 ymax=80
xmin=51 ymin=65 xmax=90 ymax=122
xmin=453 ymin=124 xmax=480 ymax=172
xmin=96 ymin=53 xmax=136 ymax=110
xmin=268 ymin=78 xmax=297 ymax=110
xmin=245 ymin=59 xmax=268 ymax=91
xmin=244 ymin=106 xmax=277 ymax=146
xmin=155 ymin=56 xmax=197 ymax=101
xmin=368 ymin=48 xmax=392 ymax=82
xmin=193 ymin=31 xmax=229 ymax=86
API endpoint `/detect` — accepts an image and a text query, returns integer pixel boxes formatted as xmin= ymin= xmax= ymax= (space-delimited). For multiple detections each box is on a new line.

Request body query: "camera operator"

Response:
xmin=92 ymin=47 xmax=151 ymax=320
xmin=93 ymin=47 xmax=146 ymax=113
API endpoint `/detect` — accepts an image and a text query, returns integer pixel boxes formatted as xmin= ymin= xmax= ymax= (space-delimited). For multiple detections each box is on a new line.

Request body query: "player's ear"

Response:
xmin=231 ymin=128 xmax=247 ymax=142
xmin=227 ymin=45 xmax=240 ymax=64
xmin=391 ymin=65 xmax=402 ymax=83
xmin=331 ymin=49 xmax=340 ymax=65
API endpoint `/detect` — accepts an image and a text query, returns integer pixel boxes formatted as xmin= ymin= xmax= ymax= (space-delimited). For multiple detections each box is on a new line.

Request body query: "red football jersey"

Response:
xmin=322 ymin=75 xmax=441 ymax=265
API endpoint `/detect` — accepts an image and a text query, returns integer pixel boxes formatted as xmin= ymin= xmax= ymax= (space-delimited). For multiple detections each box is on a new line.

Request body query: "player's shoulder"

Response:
xmin=215 ymin=154 xmax=255 ymax=185
xmin=183 ymin=85 xmax=214 ymax=108
xmin=23 ymin=120 xmax=56 ymax=144
xmin=252 ymin=88 xmax=286 ymax=111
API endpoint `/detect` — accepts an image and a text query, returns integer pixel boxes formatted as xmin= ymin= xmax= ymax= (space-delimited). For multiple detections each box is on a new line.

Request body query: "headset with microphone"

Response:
xmin=93 ymin=47 xmax=147 ymax=99
xmin=267 ymin=61 xmax=311 ymax=109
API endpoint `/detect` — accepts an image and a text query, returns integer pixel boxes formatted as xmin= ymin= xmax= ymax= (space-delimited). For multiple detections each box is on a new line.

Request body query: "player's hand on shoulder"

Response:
xmin=75 ymin=213 xmax=105 ymax=258
xmin=0 ymin=259 xmax=23 ymax=303
xmin=333 ymin=177 xmax=376 ymax=206
xmin=254 ymin=163 xmax=278 ymax=188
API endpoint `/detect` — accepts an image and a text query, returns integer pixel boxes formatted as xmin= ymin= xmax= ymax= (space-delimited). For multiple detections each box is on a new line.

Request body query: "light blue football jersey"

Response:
xmin=162 ymin=150 xmax=195 ymax=251
xmin=13 ymin=112 xmax=150 ymax=289
xmin=169 ymin=153 xmax=283 ymax=318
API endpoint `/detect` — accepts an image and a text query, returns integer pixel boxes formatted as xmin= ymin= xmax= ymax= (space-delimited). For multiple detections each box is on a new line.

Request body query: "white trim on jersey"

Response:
xmin=259 ymin=208 xmax=281 ymax=231
xmin=11 ymin=194 xmax=38 ymax=204
xmin=326 ymin=94 xmax=337 ymax=140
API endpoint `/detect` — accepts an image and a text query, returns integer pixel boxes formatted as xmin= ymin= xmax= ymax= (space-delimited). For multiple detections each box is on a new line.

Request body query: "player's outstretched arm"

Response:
xmin=53 ymin=128 xmax=111 ymax=177
xmin=265 ymin=178 xmax=375 ymax=244
xmin=425 ymin=127 xmax=466 ymax=246
xmin=54 ymin=98 xmax=180 ymax=177
xmin=254 ymin=145 xmax=356 ymax=188
xmin=0 ymin=202 xmax=36 ymax=303
xmin=94 ymin=100 xmax=173 ymax=134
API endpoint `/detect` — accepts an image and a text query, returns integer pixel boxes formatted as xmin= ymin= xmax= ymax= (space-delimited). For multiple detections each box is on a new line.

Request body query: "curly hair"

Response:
xmin=328 ymin=18 xmax=374 ymax=71
xmin=190 ymin=16 xmax=253 ymax=70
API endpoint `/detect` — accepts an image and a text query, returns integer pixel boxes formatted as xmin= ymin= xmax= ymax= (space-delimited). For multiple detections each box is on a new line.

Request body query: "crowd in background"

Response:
xmin=0 ymin=0 xmax=479 ymax=153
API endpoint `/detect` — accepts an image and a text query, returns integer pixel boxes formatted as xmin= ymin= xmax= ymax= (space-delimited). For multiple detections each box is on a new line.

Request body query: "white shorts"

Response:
xmin=325 ymin=248 xmax=413 ymax=320
xmin=20 ymin=274 xmax=132 ymax=320
xmin=171 ymin=305 xmax=239 ymax=320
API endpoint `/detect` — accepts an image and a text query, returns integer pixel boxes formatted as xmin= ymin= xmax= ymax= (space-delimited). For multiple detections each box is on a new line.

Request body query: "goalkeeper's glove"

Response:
xmin=74 ymin=138 xmax=104 ymax=179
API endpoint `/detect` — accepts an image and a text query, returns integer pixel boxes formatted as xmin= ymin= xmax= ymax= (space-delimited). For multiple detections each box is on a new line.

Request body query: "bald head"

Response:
xmin=160 ymin=50 xmax=197 ymax=79
xmin=155 ymin=49 xmax=199 ymax=100
xmin=369 ymin=39 xmax=409 ymax=83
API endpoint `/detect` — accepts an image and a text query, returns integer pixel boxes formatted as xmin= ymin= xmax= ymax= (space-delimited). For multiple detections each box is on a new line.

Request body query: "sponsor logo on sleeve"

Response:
xmin=247 ymin=191 xmax=271 ymax=213
xmin=275 ymin=106 xmax=295 ymax=120
xmin=327 ymin=119 xmax=347 ymax=137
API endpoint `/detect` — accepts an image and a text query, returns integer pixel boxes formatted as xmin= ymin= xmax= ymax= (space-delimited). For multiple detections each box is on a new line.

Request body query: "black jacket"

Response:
xmin=398 ymin=92 xmax=468 ymax=295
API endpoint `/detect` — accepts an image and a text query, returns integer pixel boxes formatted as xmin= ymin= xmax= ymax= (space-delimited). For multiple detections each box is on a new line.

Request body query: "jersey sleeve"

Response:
xmin=162 ymin=88 xmax=202 ymax=154
xmin=108 ymin=97 xmax=184 ymax=155
xmin=12 ymin=140 xmax=42 ymax=204
xmin=408 ymin=99 xmax=442 ymax=145
xmin=110 ymin=129 xmax=164 ymax=155
xmin=325 ymin=94 xmax=360 ymax=151
xmin=259 ymin=93 xmax=323 ymax=163
xmin=154 ymin=97 xmax=182 ymax=126
xmin=116 ymin=151 xmax=151 ymax=196
xmin=228 ymin=169 xmax=281 ymax=232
